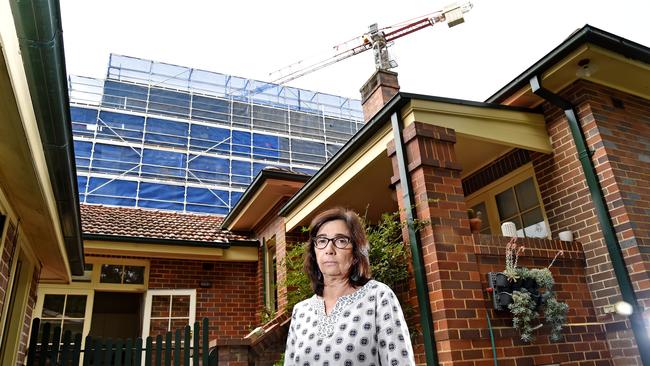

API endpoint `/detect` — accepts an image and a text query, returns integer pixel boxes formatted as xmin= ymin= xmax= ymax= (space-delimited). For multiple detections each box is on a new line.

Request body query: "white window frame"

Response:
xmin=141 ymin=289 xmax=196 ymax=340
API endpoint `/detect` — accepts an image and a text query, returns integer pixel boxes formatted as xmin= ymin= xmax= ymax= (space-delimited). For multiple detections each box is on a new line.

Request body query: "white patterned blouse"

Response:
xmin=284 ymin=280 xmax=415 ymax=366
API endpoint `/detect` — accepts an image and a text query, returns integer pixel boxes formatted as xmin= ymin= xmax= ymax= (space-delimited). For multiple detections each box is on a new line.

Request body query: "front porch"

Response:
xmin=266 ymin=93 xmax=607 ymax=365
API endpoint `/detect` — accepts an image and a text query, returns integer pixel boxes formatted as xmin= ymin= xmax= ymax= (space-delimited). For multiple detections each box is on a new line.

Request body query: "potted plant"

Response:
xmin=489 ymin=237 xmax=569 ymax=342
xmin=467 ymin=209 xmax=483 ymax=233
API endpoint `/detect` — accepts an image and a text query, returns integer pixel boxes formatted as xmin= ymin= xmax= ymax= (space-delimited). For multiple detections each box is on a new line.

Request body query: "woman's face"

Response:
xmin=315 ymin=219 xmax=355 ymax=282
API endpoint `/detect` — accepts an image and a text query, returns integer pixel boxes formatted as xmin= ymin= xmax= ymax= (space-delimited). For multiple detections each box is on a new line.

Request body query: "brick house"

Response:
xmin=223 ymin=25 xmax=650 ymax=366
xmin=34 ymin=204 xmax=259 ymax=359
xmin=3 ymin=1 xmax=650 ymax=364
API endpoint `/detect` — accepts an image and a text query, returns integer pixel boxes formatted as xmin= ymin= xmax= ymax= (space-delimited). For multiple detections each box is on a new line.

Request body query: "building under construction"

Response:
xmin=69 ymin=54 xmax=363 ymax=214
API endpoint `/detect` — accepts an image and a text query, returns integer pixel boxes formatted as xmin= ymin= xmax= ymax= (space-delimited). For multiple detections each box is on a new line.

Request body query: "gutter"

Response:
xmin=83 ymin=234 xmax=259 ymax=248
xmin=530 ymin=75 xmax=650 ymax=365
xmin=488 ymin=24 xmax=650 ymax=104
xmin=10 ymin=0 xmax=84 ymax=274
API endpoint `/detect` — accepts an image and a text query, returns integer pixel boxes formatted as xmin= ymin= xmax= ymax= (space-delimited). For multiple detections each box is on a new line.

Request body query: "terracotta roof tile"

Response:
xmin=80 ymin=204 xmax=250 ymax=244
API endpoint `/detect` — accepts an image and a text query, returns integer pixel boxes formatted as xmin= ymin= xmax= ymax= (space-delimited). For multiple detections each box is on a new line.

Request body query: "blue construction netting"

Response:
xmin=69 ymin=54 xmax=362 ymax=215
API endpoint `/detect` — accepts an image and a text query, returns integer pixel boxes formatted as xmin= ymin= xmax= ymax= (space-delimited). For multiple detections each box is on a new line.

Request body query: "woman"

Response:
xmin=284 ymin=208 xmax=415 ymax=366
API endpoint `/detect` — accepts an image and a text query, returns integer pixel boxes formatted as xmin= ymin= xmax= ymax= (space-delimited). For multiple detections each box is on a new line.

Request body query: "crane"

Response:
xmin=267 ymin=2 xmax=473 ymax=86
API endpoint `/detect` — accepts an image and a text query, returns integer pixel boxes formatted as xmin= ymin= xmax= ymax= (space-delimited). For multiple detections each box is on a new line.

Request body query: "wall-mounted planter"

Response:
xmin=487 ymin=272 xmax=541 ymax=311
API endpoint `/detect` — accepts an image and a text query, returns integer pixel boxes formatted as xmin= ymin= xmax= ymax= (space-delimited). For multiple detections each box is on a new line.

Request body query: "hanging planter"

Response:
xmin=487 ymin=237 xmax=569 ymax=343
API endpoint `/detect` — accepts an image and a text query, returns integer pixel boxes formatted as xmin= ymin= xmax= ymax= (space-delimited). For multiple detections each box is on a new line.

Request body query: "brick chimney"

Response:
xmin=359 ymin=69 xmax=400 ymax=122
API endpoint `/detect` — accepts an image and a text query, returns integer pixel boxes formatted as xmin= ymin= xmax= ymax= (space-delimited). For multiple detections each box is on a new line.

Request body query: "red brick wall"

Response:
xmin=17 ymin=265 xmax=39 ymax=365
xmin=531 ymin=80 xmax=650 ymax=365
xmin=389 ymin=121 xmax=614 ymax=366
xmin=148 ymin=259 xmax=257 ymax=342
xmin=476 ymin=235 xmax=611 ymax=365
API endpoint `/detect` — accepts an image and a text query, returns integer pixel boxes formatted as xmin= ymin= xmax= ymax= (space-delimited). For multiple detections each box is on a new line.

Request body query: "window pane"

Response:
xmin=39 ymin=320 xmax=62 ymax=340
xmin=496 ymin=188 xmax=518 ymax=220
xmin=100 ymin=264 xmax=123 ymax=283
xmin=522 ymin=208 xmax=547 ymax=238
xmin=149 ymin=318 xmax=169 ymax=337
xmin=515 ymin=178 xmax=539 ymax=211
xmin=62 ymin=318 xmax=84 ymax=336
xmin=65 ymin=295 xmax=87 ymax=318
xmin=171 ymin=295 xmax=190 ymax=317
xmin=151 ymin=295 xmax=171 ymax=318
xmin=124 ymin=266 xmax=145 ymax=284
xmin=42 ymin=295 xmax=65 ymax=318
xmin=171 ymin=319 xmax=191 ymax=334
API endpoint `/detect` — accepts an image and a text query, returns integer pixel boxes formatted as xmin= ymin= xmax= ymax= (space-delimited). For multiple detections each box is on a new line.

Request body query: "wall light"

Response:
xmin=614 ymin=301 xmax=634 ymax=316
xmin=576 ymin=58 xmax=598 ymax=78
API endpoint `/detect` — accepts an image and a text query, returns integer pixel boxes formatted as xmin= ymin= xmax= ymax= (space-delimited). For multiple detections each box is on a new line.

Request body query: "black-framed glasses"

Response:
xmin=313 ymin=235 xmax=351 ymax=249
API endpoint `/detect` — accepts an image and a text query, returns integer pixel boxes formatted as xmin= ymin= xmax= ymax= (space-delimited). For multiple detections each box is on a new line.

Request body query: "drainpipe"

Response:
xmin=530 ymin=75 xmax=650 ymax=365
xmin=390 ymin=112 xmax=438 ymax=366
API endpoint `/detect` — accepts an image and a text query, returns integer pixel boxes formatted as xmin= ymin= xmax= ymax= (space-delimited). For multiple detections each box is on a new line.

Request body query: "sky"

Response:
xmin=60 ymin=0 xmax=650 ymax=102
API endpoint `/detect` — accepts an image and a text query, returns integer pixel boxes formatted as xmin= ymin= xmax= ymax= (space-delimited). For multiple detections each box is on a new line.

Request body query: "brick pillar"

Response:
xmin=360 ymin=70 xmax=400 ymax=122
xmin=388 ymin=122 xmax=490 ymax=366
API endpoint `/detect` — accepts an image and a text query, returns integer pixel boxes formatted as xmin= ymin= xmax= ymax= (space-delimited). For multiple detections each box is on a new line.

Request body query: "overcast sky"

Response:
xmin=60 ymin=0 xmax=650 ymax=102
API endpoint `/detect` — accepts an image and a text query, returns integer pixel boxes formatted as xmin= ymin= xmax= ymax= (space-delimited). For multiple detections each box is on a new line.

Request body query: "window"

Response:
xmin=142 ymin=290 xmax=196 ymax=339
xmin=99 ymin=264 xmax=146 ymax=284
xmin=496 ymin=177 xmax=547 ymax=238
xmin=39 ymin=294 xmax=87 ymax=339
xmin=70 ymin=258 xmax=149 ymax=290
xmin=264 ymin=237 xmax=278 ymax=312
xmin=34 ymin=289 xmax=94 ymax=348
xmin=466 ymin=164 xmax=548 ymax=238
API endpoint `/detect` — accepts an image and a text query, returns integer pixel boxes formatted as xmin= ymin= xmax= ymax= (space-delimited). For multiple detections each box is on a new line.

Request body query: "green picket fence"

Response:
xmin=27 ymin=317 xmax=217 ymax=365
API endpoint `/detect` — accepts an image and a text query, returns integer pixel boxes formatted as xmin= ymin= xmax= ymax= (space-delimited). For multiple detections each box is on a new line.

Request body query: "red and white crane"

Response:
xmin=268 ymin=2 xmax=473 ymax=86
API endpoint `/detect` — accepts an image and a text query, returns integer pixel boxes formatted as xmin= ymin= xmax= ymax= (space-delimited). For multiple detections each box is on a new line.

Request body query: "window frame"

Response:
xmin=141 ymin=289 xmax=197 ymax=340
xmin=264 ymin=237 xmax=278 ymax=312
xmin=85 ymin=257 xmax=150 ymax=292
xmin=34 ymin=288 xmax=95 ymax=347
xmin=466 ymin=163 xmax=550 ymax=239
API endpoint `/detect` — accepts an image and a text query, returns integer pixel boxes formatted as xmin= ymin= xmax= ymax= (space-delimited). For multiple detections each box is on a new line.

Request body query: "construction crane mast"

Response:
xmin=268 ymin=2 xmax=473 ymax=86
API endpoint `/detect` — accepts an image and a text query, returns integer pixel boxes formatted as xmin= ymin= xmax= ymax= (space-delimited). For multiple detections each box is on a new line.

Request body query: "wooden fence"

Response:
xmin=27 ymin=317 xmax=217 ymax=365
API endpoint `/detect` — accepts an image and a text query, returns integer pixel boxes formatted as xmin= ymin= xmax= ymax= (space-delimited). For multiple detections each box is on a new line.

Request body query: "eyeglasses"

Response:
xmin=313 ymin=235 xmax=352 ymax=249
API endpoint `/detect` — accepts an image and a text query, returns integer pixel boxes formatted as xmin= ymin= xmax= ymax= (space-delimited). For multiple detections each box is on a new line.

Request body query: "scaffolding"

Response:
xmin=69 ymin=55 xmax=364 ymax=215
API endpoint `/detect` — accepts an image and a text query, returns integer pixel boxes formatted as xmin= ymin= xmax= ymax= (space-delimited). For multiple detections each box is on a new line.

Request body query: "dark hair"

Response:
xmin=304 ymin=207 xmax=371 ymax=296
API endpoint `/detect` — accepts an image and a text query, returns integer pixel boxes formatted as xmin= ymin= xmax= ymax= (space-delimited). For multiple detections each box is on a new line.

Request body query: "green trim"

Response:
xmin=83 ymin=233 xmax=259 ymax=248
xmin=531 ymin=76 xmax=650 ymax=365
xmin=228 ymin=239 xmax=261 ymax=247
xmin=221 ymin=169 xmax=310 ymax=229
xmin=488 ymin=25 xmax=650 ymax=104
xmin=390 ymin=112 xmax=438 ymax=366
xmin=10 ymin=0 xmax=84 ymax=274
xmin=486 ymin=311 xmax=498 ymax=366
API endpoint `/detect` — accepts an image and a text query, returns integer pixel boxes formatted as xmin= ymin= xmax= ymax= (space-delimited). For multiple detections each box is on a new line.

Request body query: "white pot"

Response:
xmin=559 ymin=230 xmax=573 ymax=242
xmin=501 ymin=222 xmax=517 ymax=237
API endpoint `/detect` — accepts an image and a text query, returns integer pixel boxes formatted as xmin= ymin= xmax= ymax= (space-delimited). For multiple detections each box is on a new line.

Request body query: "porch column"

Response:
xmin=388 ymin=121 xmax=489 ymax=366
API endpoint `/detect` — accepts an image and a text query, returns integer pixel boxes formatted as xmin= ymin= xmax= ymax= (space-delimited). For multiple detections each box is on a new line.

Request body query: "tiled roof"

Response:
xmin=80 ymin=204 xmax=250 ymax=244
